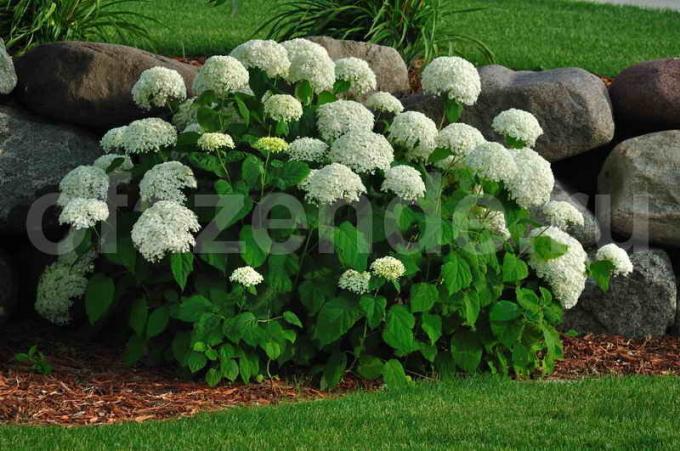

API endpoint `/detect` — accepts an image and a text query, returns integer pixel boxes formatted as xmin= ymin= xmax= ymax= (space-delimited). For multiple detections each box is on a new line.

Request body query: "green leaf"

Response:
xmin=197 ymin=106 xmax=222 ymax=132
xmin=502 ymin=253 xmax=529 ymax=283
xmin=382 ymin=305 xmax=416 ymax=353
xmin=103 ymin=236 xmax=136 ymax=273
xmin=234 ymin=94 xmax=251 ymax=126
xmin=295 ymin=80 xmax=314 ymax=105
xmin=451 ymin=330 xmax=482 ymax=373
xmin=187 ymin=152 xmax=226 ymax=176
xmin=205 ymin=368 xmax=222 ymax=387
xmin=170 ymin=252 xmax=194 ymax=290
xmin=128 ymin=296 xmax=148 ymax=336
xmin=516 ymin=288 xmax=541 ymax=315
xmin=533 ymin=236 xmax=569 ymax=260
xmin=320 ymin=352 xmax=347 ymax=390
xmin=283 ymin=311 xmax=303 ymax=328
xmin=441 ymin=255 xmax=473 ymax=295
xmin=85 ymin=274 xmax=115 ymax=324
xmin=421 ymin=313 xmax=442 ymax=345
xmin=240 ymin=225 xmax=271 ymax=268
xmin=410 ymin=283 xmax=438 ymax=313
xmin=461 ymin=292 xmax=481 ymax=327
xmin=221 ymin=358 xmax=239 ymax=381
xmin=275 ymin=161 xmax=310 ymax=189
xmin=146 ymin=306 xmax=170 ymax=338
xmin=490 ymin=301 xmax=522 ymax=322
xmin=123 ymin=335 xmax=146 ymax=365
xmin=187 ymin=351 xmax=208 ymax=373
xmin=242 ymin=155 xmax=265 ymax=189
xmin=357 ymin=355 xmax=383 ymax=380
xmin=359 ymin=295 xmax=386 ymax=329
xmin=317 ymin=91 xmax=337 ymax=105
xmin=175 ymin=295 xmax=215 ymax=322
xmin=382 ymin=359 xmax=409 ymax=389
xmin=333 ymin=79 xmax=351 ymax=95
xmin=428 ymin=147 xmax=452 ymax=164
xmin=589 ymin=260 xmax=616 ymax=292
xmin=225 ymin=312 xmax=263 ymax=347
xmin=262 ymin=341 xmax=282 ymax=360
xmin=334 ymin=221 xmax=369 ymax=271
xmin=445 ymin=98 xmax=463 ymax=123
xmin=314 ymin=297 xmax=362 ymax=347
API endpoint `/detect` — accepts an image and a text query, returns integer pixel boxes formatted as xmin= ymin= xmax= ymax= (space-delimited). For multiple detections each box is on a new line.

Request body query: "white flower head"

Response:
xmin=363 ymin=91 xmax=404 ymax=114
xmin=198 ymin=132 xmax=235 ymax=152
xmin=389 ymin=111 xmax=438 ymax=162
xmin=529 ymin=226 xmax=587 ymax=310
xmin=35 ymin=252 xmax=96 ymax=325
xmin=334 ymin=57 xmax=377 ymax=97
xmin=287 ymin=137 xmax=328 ymax=163
xmin=59 ymin=198 xmax=109 ymax=230
xmin=131 ymin=200 xmax=201 ymax=262
xmin=484 ymin=210 xmax=511 ymax=240
xmin=421 ymin=56 xmax=481 ymax=105
xmin=370 ymin=256 xmax=405 ymax=281
xmin=122 ymin=118 xmax=177 ymax=154
xmin=139 ymin=161 xmax=197 ymax=205
xmin=58 ymin=165 xmax=109 ymax=207
xmin=282 ymin=38 xmax=336 ymax=93
xmin=328 ymin=130 xmax=394 ymax=174
xmin=595 ymin=244 xmax=634 ymax=277
xmin=317 ymin=100 xmax=375 ymax=141
xmin=492 ymin=108 xmax=544 ymax=147
xmin=465 ymin=142 xmax=518 ymax=184
xmin=505 ymin=148 xmax=554 ymax=209
xmin=381 ymin=165 xmax=426 ymax=202
xmin=229 ymin=266 xmax=264 ymax=288
xmin=93 ymin=154 xmax=134 ymax=175
xmin=263 ymin=94 xmax=303 ymax=123
xmin=230 ymin=39 xmax=290 ymax=78
xmin=172 ymin=98 xmax=198 ymax=131
xmin=435 ymin=123 xmax=486 ymax=169
xmin=338 ymin=269 xmax=371 ymax=295
xmin=542 ymin=201 xmax=585 ymax=231
xmin=183 ymin=123 xmax=203 ymax=134
xmin=132 ymin=66 xmax=187 ymax=110
xmin=301 ymin=163 xmax=366 ymax=205
xmin=192 ymin=55 xmax=250 ymax=97
xmin=100 ymin=126 xmax=127 ymax=153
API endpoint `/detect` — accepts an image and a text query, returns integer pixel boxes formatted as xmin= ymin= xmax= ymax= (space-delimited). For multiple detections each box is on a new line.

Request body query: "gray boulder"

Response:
xmin=598 ymin=130 xmax=680 ymax=247
xmin=309 ymin=36 xmax=410 ymax=94
xmin=14 ymin=41 xmax=198 ymax=130
xmin=0 ymin=249 xmax=17 ymax=322
xmin=564 ymin=250 xmax=678 ymax=337
xmin=0 ymin=104 xmax=101 ymax=234
xmin=548 ymin=181 xmax=601 ymax=249
xmin=0 ymin=38 xmax=17 ymax=95
xmin=402 ymin=65 xmax=615 ymax=161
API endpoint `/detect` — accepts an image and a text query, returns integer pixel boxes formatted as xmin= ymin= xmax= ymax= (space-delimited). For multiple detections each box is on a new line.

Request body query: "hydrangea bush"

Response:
xmin=36 ymin=39 xmax=633 ymax=388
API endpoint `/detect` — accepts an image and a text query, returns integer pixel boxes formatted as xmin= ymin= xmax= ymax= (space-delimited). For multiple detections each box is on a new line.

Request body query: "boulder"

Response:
xmin=0 ymin=38 xmax=17 ymax=95
xmin=609 ymin=58 xmax=680 ymax=131
xmin=402 ymin=65 xmax=615 ymax=161
xmin=14 ymin=41 xmax=198 ymax=130
xmin=0 ymin=249 xmax=17 ymax=322
xmin=598 ymin=131 xmax=680 ymax=247
xmin=564 ymin=250 xmax=678 ymax=337
xmin=0 ymin=104 xmax=101 ymax=234
xmin=548 ymin=181 xmax=601 ymax=249
xmin=308 ymin=36 xmax=410 ymax=94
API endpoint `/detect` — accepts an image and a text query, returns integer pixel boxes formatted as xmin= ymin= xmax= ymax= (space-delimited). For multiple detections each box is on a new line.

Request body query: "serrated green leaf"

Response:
xmin=313 ymin=297 xmax=362 ymax=347
xmin=85 ymin=274 xmax=115 ymax=324
xmin=283 ymin=311 xmax=303 ymax=327
xmin=382 ymin=305 xmax=416 ymax=353
xmin=410 ymin=283 xmax=438 ymax=313
xmin=187 ymin=351 xmax=208 ymax=373
xmin=502 ymin=253 xmax=529 ymax=283
xmin=421 ymin=313 xmax=442 ymax=345
xmin=170 ymin=252 xmax=194 ymax=290
xmin=533 ymin=235 xmax=569 ymax=260
xmin=359 ymin=295 xmax=386 ymax=329
xmin=146 ymin=306 xmax=170 ymax=338
xmin=357 ymin=355 xmax=383 ymax=380
xmin=589 ymin=259 xmax=616 ymax=292
xmin=320 ymin=352 xmax=347 ymax=390
xmin=490 ymin=301 xmax=522 ymax=322
xmin=240 ymin=225 xmax=271 ymax=268
xmin=205 ymin=367 xmax=222 ymax=387
xmin=128 ymin=296 xmax=148 ymax=336
xmin=441 ymin=255 xmax=473 ymax=295
xmin=334 ymin=221 xmax=369 ymax=271
xmin=382 ymin=359 xmax=409 ymax=389
xmin=242 ymin=155 xmax=265 ymax=189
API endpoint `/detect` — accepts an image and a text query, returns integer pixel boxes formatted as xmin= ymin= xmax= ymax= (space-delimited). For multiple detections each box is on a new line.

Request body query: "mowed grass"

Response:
xmin=2 ymin=376 xmax=680 ymax=449
xmin=113 ymin=0 xmax=680 ymax=76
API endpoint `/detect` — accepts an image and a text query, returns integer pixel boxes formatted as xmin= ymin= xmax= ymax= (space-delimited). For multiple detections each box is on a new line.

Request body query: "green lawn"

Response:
xmin=114 ymin=0 xmax=680 ymax=76
xmin=2 ymin=376 xmax=680 ymax=449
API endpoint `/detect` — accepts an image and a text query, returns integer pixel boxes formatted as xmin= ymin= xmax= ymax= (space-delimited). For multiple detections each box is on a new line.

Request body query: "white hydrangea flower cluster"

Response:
xmin=100 ymin=126 xmax=127 ymax=152
xmin=338 ymin=269 xmax=371 ymax=295
xmin=542 ymin=201 xmax=584 ymax=231
xmin=230 ymin=39 xmax=290 ymax=78
xmin=59 ymin=198 xmax=109 ymax=230
xmin=132 ymin=66 xmax=187 ymax=110
xmin=301 ymin=163 xmax=366 ymax=205
xmin=492 ymin=109 xmax=544 ymax=147
xmin=287 ymin=137 xmax=328 ymax=162
xmin=505 ymin=148 xmax=554 ymax=209
xmin=229 ymin=266 xmax=264 ymax=287
xmin=529 ymin=226 xmax=587 ymax=310
xmin=131 ymin=200 xmax=201 ymax=262
xmin=35 ymin=252 xmax=96 ymax=325
xmin=421 ymin=56 xmax=481 ymax=105
xmin=389 ymin=111 xmax=438 ymax=162
xmin=58 ymin=165 xmax=109 ymax=207
xmin=192 ymin=55 xmax=250 ymax=97
xmin=484 ymin=210 xmax=511 ymax=240
xmin=363 ymin=91 xmax=404 ymax=114
xmin=263 ymin=94 xmax=303 ymax=123
xmin=435 ymin=123 xmax=486 ymax=168
xmin=139 ymin=161 xmax=197 ymax=205
xmin=281 ymin=38 xmax=335 ymax=93
xmin=172 ymin=98 xmax=197 ymax=131
xmin=122 ymin=118 xmax=177 ymax=154
xmin=198 ymin=132 xmax=235 ymax=152
xmin=93 ymin=154 xmax=134 ymax=174
xmin=595 ymin=244 xmax=634 ymax=277
xmin=317 ymin=100 xmax=375 ymax=141
xmin=370 ymin=256 xmax=405 ymax=281
xmin=328 ymin=130 xmax=394 ymax=174
xmin=465 ymin=142 xmax=518 ymax=184
xmin=334 ymin=57 xmax=377 ymax=97
xmin=381 ymin=165 xmax=426 ymax=202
